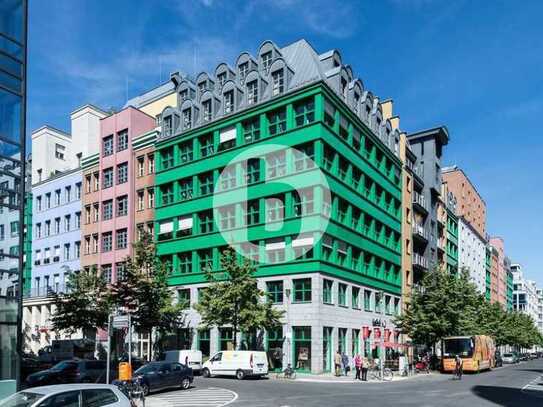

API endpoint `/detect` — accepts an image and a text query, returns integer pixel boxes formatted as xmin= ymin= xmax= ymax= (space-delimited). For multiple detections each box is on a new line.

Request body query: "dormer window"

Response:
xmin=203 ymin=100 xmax=212 ymax=122
xmin=272 ymin=70 xmax=284 ymax=96
xmin=224 ymin=91 xmax=234 ymax=114
xmin=239 ymin=62 xmax=249 ymax=84
xmin=182 ymin=109 xmax=192 ymax=130
xmin=180 ymin=89 xmax=188 ymax=101
xmin=341 ymin=77 xmax=348 ymax=100
xmin=262 ymin=52 xmax=272 ymax=74
xmin=198 ymin=82 xmax=206 ymax=93
xmin=163 ymin=115 xmax=173 ymax=137
xmin=217 ymin=72 xmax=227 ymax=87
xmin=353 ymin=93 xmax=360 ymax=114
xmin=247 ymin=80 xmax=258 ymax=105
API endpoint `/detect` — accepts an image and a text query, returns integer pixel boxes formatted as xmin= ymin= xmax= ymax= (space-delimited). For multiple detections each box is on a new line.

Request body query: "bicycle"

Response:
xmin=114 ymin=378 xmax=146 ymax=406
xmin=369 ymin=365 xmax=393 ymax=381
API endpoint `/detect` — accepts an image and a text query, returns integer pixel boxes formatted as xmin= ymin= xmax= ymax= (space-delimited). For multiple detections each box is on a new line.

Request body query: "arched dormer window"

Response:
xmin=258 ymin=40 xmax=281 ymax=75
xmin=222 ymin=80 xmax=242 ymax=115
xmin=350 ymin=79 xmax=364 ymax=115
xmin=361 ymin=92 xmax=373 ymax=124
xmin=215 ymin=63 xmax=235 ymax=91
xmin=236 ymin=52 xmax=257 ymax=86
xmin=370 ymin=102 xmax=383 ymax=134
xmin=268 ymin=58 xmax=294 ymax=98
xmin=244 ymin=70 xmax=266 ymax=106
xmin=180 ymin=100 xmax=199 ymax=132
xmin=196 ymin=72 xmax=214 ymax=101
xmin=200 ymin=91 xmax=220 ymax=123
xmin=177 ymin=81 xmax=196 ymax=106
xmin=160 ymin=107 xmax=181 ymax=138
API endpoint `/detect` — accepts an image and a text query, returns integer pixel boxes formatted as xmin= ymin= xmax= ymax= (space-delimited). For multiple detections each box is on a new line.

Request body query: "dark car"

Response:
xmin=25 ymin=359 xmax=107 ymax=387
xmin=132 ymin=361 xmax=193 ymax=396
xmin=494 ymin=351 xmax=503 ymax=367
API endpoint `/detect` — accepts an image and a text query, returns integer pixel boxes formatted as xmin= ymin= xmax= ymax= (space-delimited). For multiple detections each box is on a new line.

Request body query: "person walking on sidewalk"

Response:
xmin=354 ymin=353 xmax=362 ymax=380
xmin=361 ymin=356 xmax=369 ymax=381
xmin=334 ymin=350 xmax=342 ymax=376
xmin=342 ymin=352 xmax=350 ymax=376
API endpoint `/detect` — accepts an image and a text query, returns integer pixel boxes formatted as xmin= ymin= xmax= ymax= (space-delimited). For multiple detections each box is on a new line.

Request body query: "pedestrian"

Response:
xmin=342 ymin=352 xmax=350 ymax=376
xmin=334 ymin=350 xmax=342 ymax=377
xmin=354 ymin=353 xmax=362 ymax=380
xmin=455 ymin=354 xmax=463 ymax=380
xmin=361 ymin=355 xmax=369 ymax=381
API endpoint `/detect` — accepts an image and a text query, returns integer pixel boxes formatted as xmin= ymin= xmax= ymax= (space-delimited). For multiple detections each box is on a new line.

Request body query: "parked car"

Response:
xmin=494 ymin=351 xmax=503 ymax=367
xmin=131 ymin=361 xmax=193 ymax=396
xmin=202 ymin=351 xmax=268 ymax=380
xmin=0 ymin=384 xmax=131 ymax=407
xmin=529 ymin=352 xmax=538 ymax=360
xmin=25 ymin=359 xmax=108 ymax=387
xmin=502 ymin=353 xmax=518 ymax=364
xmin=161 ymin=350 xmax=203 ymax=374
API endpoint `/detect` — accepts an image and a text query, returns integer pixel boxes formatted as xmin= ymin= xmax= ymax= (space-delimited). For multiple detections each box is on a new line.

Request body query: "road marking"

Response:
xmin=147 ymin=387 xmax=238 ymax=407
xmin=521 ymin=374 xmax=543 ymax=398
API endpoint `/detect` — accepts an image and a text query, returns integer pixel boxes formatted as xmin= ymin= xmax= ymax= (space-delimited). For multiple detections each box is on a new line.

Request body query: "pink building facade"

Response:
xmin=82 ymin=107 xmax=155 ymax=282
xmin=489 ymin=237 xmax=507 ymax=307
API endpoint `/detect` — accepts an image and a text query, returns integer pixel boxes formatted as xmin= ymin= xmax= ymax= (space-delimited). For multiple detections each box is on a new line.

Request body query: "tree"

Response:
xmin=51 ymin=266 xmax=111 ymax=335
xmin=195 ymin=246 xmax=284 ymax=349
xmin=109 ymin=233 xmax=186 ymax=348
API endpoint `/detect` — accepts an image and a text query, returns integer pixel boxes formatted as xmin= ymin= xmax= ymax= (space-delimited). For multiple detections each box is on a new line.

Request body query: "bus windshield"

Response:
xmin=443 ymin=337 xmax=474 ymax=358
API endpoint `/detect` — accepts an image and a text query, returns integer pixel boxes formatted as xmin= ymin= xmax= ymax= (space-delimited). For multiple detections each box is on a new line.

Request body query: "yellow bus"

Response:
xmin=442 ymin=335 xmax=495 ymax=373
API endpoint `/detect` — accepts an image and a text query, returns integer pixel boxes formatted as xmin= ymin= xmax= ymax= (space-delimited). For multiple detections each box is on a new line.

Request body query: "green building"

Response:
xmin=445 ymin=194 xmax=458 ymax=275
xmin=154 ymin=40 xmax=403 ymax=373
xmin=485 ymin=246 xmax=492 ymax=301
xmin=22 ymin=192 xmax=32 ymax=296
xmin=505 ymin=257 xmax=513 ymax=310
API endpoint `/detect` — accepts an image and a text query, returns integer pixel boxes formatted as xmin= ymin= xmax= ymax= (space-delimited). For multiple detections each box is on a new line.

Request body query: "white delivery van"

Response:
xmin=162 ymin=350 xmax=203 ymax=373
xmin=202 ymin=351 xmax=268 ymax=380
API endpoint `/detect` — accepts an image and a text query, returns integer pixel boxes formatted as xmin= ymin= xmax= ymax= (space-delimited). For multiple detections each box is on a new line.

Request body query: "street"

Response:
xmin=148 ymin=359 xmax=543 ymax=407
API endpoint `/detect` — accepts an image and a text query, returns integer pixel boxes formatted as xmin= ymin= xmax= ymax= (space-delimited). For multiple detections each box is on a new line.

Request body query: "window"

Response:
xmin=148 ymin=154 xmax=155 ymax=174
xmin=266 ymin=239 xmax=285 ymax=263
xmin=64 ymin=186 xmax=71 ymax=202
xmin=63 ymin=215 xmax=70 ymax=232
xmin=102 ymin=199 xmax=113 ymax=220
xmin=268 ymin=109 xmax=286 ymax=135
xmin=271 ymin=69 xmax=284 ymax=95
xmin=262 ymin=51 xmax=272 ymax=73
xmin=200 ymin=134 xmax=214 ymax=157
xmin=198 ymin=249 xmax=213 ymax=271
xmin=102 ymin=264 xmax=112 ymax=283
xmin=239 ymin=62 xmax=249 ymax=83
xmin=85 ymin=205 xmax=91 ymax=224
xmin=179 ymin=140 xmax=193 ymax=163
xmin=2 ymin=224 xmax=9 ymax=239
xmin=75 ymin=241 xmax=81 ymax=259
xmin=293 ymin=188 xmax=314 ymax=216
xmin=161 ymin=147 xmax=174 ymax=169
xmin=148 ymin=188 xmax=155 ymax=208
xmin=45 ymin=220 xmax=51 ymax=236
xmin=294 ymin=98 xmax=315 ymax=127
xmin=161 ymin=183 xmax=174 ymax=205
xmin=55 ymin=189 xmax=61 ymax=205
xmin=243 ymin=117 xmax=260 ymax=143
xmin=266 ymin=196 xmax=284 ymax=222
xmin=293 ymin=278 xmax=311 ymax=303
xmin=199 ymin=172 xmax=214 ymax=196
xmin=247 ymin=80 xmax=258 ymax=105
xmin=85 ymin=175 xmax=92 ymax=193
xmin=246 ymin=158 xmax=260 ymax=184
xmin=117 ymin=129 xmax=128 ymax=151
xmin=103 ymin=168 xmax=113 ymax=188
xmin=92 ymin=234 xmax=99 ymax=253
xmin=178 ymin=288 xmax=191 ymax=307
xmin=218 ymin=126 xmax=236 ymax=151
xmin=266 ymin=151 xmax=286 ymax=178
xmin=364 ymin=290 xmax=372 ymax=311
xmin=102 ymin=232 xmax=112 ymax=252
xmin=220 ymin=166 xmax=236 ymax=190
xmin=202 ymin=99 xmax=212 ymax=121
xmin=137 ymin=156 xmax=145 ymax=177
xmin=199 ymin=210 xmax=214 ymax=234
xmin=116 ymin=195 xmax=128 ymax=216
xmin=45 ymin=193 xmax=51 ymax=208
xmin=338 ymin=283 xmax=347 ymax=307
xmin=93 ymin=203 xmax=99 ymax=222
xmin=182 ymin=108 xmax=192 ymax=130
xmin=178 ymin=252 xmax=192 ymax=274
xmin=93 ymin=172 xmax=100 ymax=191
xmin=219 ymin=205 xmax=236 ymax=230
xmin=82 ymin=388 xmax=119 ymax=407
xmin=116 ymin=228 xmax=128 ymax=249
xmin=352 ymin=287 xmax=360 ymax=309
xmin=267 ymin=281 xmax=283 ymax=304
xmin=64 ymin=244 xmax=70 ymax=260
xmin=54 ymin=217 xmax=60 ymax=234
xmin=55 ymin=143 xmax=66 ymax=160
xmin=224 ymin=90 xmax=234 ymax=114
xmin=323 ymin=279 xmax=333 ymax=304
xmin=137 ymin=190 xmax=144 ymax=210
xmin=117 ymin=162 xmax=128 ymax=184
xmin=36 ymin=195 xmax=42 ymax=210
xmin=103 ymin=135 xmax=113 ymax=156
xmin=245 ymin=200 xmax=259 ymax=225
xmin=39 ymin=390 xmax=80 ymax=407
xmin=10 ymin=221 xmax=18 ymax=237
xmin=324 ymin=99 xmax=336 ymax=127
xmin=217 ymin=72 xmax=227 ymax=87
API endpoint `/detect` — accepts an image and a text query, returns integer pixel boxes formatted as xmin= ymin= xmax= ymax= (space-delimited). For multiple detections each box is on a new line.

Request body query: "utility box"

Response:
xmin=118 ymin=362 xmax=132 ymax=381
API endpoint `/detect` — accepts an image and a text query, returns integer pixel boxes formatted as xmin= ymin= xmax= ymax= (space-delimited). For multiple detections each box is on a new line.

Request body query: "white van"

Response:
xmin=202 ymin=351 xmax=268 ymax=380
xmin=162 ymin=350 xmax=203 ymax=373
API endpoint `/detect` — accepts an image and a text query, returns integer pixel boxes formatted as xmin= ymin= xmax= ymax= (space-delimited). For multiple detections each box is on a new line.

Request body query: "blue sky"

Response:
xmin=28 ymin=0 xmax=543 ymax=284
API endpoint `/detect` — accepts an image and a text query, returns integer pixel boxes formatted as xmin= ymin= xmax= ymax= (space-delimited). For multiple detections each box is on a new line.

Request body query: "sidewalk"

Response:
xmin=271 ymin=371 xmax=436 ymax=384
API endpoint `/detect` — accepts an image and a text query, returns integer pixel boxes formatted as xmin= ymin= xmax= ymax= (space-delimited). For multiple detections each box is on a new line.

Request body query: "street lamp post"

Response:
xmin=285 ymin=287 xmax=291 ymax=369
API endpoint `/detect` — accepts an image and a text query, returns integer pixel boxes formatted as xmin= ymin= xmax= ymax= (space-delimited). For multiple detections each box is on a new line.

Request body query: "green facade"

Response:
xmin=154 ymin=84 xmax=402 ymax=295
xmin=506 ymin=270 xmax=513 ymax=310
xmin=22 ymin=192 xmax=32 ymax=296
xmin=485 ymin=247 xmax=492 ymax=301
xmin=445 ymin=208 xmax=458 ymax=275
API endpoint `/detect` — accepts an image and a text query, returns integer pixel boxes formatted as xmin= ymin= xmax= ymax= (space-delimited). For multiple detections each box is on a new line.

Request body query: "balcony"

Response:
xmin=412 ymin=192 xmax=428 ymax=213
xmin=412 ymin=223 xmax=429 ymax=242
xmin=413 ymin=253 xmax=429 ymax=270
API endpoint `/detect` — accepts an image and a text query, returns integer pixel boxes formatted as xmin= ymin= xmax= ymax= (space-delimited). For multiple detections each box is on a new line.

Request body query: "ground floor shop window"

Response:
xmin=352 ymin=329 xmax=360 ymax=355
xmin=219 ymin=327 xmax=234 ymax=351
xmin=338 ymin=328 xmax=347 ymax=354
xmin=323 ymin=327 xmax=333 ymax=372
xmin=267 ymin=326 xmax=283 ymax=371
xmin=198 ymin=329 xmax=210 ymax=358
xmin=162 ymin=328 xmax=192 ymax=351
xmin=293 ymin=326 xmax=311 ymax=371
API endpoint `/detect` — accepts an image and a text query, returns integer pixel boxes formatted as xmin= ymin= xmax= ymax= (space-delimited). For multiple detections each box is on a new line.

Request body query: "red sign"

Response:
xmin=374 ymin=328 xmax=381 ymax=339
xmin=362 ymin=326 xmax=371 ymax=339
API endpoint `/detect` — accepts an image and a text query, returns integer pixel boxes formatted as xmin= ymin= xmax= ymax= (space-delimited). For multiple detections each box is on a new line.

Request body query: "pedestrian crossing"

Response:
xmin=146 ymin=387 xmax=238 ymax=407
xmin=521 ymin=375 xmax=543 ymax=398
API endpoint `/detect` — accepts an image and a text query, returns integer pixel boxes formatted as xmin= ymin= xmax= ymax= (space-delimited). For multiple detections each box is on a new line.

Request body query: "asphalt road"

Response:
xmin=182 ymin=359 xmax=543 ymax=407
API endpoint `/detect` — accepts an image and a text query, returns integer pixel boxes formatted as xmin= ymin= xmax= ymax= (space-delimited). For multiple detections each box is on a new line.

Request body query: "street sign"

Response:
xmin=112 ymin=315 xmax=129 ymax=329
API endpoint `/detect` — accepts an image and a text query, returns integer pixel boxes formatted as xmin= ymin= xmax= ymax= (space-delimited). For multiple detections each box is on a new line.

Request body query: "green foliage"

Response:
xmin=195 ymin=247 xmax=284 ymax=348
xmin=396 ymin=267 xmax=543 ymax=349
xmin=51 ymin=266 xmax=111 ymax=335
xmin=109 ymin=233 xmax=186 ymax=336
